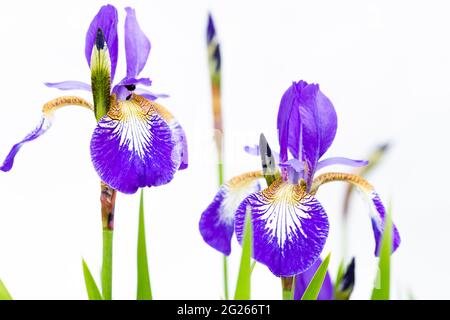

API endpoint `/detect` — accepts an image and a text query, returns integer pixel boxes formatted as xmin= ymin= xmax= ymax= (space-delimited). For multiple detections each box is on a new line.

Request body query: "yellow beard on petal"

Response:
xmin=218 ymin=171 xmax=263 ymax=225
xmin=262 ymin=178 xmax=307 ymax=205
xmin=42 ymin=96 xmax=94 ymax=115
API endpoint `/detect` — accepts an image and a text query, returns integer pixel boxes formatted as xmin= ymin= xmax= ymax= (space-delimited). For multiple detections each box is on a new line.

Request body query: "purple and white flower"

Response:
xmin=200 ymin=80 xmax=400 ymax=277
xmin=0 ymin=5 xmax=187 ymax=194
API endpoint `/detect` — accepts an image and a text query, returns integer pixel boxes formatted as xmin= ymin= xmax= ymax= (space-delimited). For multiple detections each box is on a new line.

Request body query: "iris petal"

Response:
xmin=244 ymin=145 xmax=260 ymax=156
xmin=294 ymin=258 xmax=334 ymax=300
xmin=277 ymin=81 xmax=337 ymax=186
xmin=235 ymin=179 xmax=329 ymax=277
xmin=207 ymin=13 xmax=216 ymax=44
xmin=134 ymin=87 xmax=169 ymax=100
xmin=45 ymin=81 xmax=92 ymax=92
xmin=199 ymin=171 xmax=262 ymax=255
xmin=369 ymin=191 xmax=401 ymax=256
xmin=150 ymin=101 xmax=188 ymax=170
xmin=90 ymin=94 xmax=182 ymax=194
xmin=316 ymin=157 xmax=368 ymax=171
xmin=171 ymin=122 xmax=188 ymax=170
xmin=124 ymin=7 xmax=151 ymax=78
xmin=0 ymin=116 xmax=51 ymax=172
xmin=0 ymin=96 xmax=93 ymax=172
xmin=311 ymin=172 xmax=401 ymax=256
xmin=116 ymin=77 xmax=152 ymax=87
xmin=85 ymin=4 xmax=118 ymax=81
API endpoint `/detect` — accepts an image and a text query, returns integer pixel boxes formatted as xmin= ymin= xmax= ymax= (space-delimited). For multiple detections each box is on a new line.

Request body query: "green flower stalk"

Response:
xmin=92 ymin=28 xmax=116 ymax=300
xmin=207 ymin=13 xmax=228 ymax=299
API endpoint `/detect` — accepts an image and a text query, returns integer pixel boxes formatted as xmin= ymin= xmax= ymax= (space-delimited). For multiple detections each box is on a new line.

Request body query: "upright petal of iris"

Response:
xmin=277 ymin=81 xmax=337 ymax=186
xmin=112 ymin=7 xmax=152 ymax=99
xmin=235 ymin=179 xmax=329 ymax=277
xmin=90 ymin=94 xmax=184 ymax=194
xmin=124 ymin=7 xmax=151 ymax=81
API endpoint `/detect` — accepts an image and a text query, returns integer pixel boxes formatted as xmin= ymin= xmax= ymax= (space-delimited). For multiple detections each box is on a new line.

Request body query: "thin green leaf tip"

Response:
xmin=301 ymin=252 xmax=332 ymax=300
xmin=0 ymin=279 xmax=12 ymax=300
xmin=137 ymin=189 xmax=152 ymax=300
xmin=234 ymin=206 xmax=253 ymax=300
xmin=82 ymin=259 xmax=103 ymax=300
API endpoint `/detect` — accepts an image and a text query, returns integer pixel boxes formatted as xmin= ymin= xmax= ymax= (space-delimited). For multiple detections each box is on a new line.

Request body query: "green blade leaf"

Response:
xmin=234 ymin=206 xmax=252 ymax=300
xmin=334 ymin=259 xmax=345 ymax=292
xmin=301 ymin=252 xmax=332 ymax=300
xmin=82 ymin=259 xmax=103 ymax=300
xmin=137 ymin=189 xmax=152 ymax=300
xmin=371 ymin=204 xmax=393 ymax=300
xmin=0 ymin=279 xmax=12 ymax=300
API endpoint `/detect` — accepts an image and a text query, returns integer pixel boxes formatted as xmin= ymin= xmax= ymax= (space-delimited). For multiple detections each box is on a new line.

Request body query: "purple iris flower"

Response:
xmin=200 ymin=80 xmax=400 ymax=277
xmin=0 ymin=5 xmax=188 ymax=194
xmin=46 ymin=5 xmax=165 ymax=101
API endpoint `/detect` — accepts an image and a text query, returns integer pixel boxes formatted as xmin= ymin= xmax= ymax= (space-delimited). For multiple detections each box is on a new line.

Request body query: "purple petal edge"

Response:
xmin=45 ymin=81 xmax=92 ymax=92
xmin=124 ymin=7 xmax=151 ymax=78
xmin=371 ymin=192 xmax=401 ymax=256
xmin=0 ymin=116 xmax=51 ymax=172
xmin=316 ymin=157 xmax=368 ymax=171
xmin=199 ymin=187 xmax=233 ymax=255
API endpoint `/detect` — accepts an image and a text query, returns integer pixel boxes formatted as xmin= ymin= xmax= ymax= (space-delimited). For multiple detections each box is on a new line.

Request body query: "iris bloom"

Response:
xmin=0 ymin=5 xmax=187 ymax=194
xmin=199 ymin=80 xmax=400 ymax=276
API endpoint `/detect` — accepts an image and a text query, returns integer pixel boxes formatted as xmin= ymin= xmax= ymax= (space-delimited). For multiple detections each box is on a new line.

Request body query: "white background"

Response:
xmin=0 ymin=0 xmax=447 ymax=299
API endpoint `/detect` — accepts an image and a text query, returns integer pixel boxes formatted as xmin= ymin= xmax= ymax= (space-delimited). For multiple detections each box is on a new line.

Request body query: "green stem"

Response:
xmin=100 ymin=182 xmax=116 ymax=300
xmin=223 ymin=255 xmax=229 ymax=300
xmin=101 ymin=229 xmax=113 ymax=300
xmin=218 ymin=162 xmax=224 ymax=185
xmin=217 ymin=161 xmax=229 ymax=300
xmin=281 ymin=276 xmax=295 ymax=300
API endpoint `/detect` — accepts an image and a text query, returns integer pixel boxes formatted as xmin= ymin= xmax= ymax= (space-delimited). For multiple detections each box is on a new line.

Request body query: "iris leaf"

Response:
xmin=371 ymin=203 xmax=393 ymax=300
xmin=0 ymin=279 xmax=12 ymax=300
xmin=137 ymin=189 xmax=152 ymax=300
xmin=234 ymin=206 xmax=252 ymax=300
xmin=301 ymin=252 xmax=331 ymax=300
xmin=82 ymin=259 xmax=103 ymax=300
xmin=334 ymin=259 xmax=345 ymax=292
